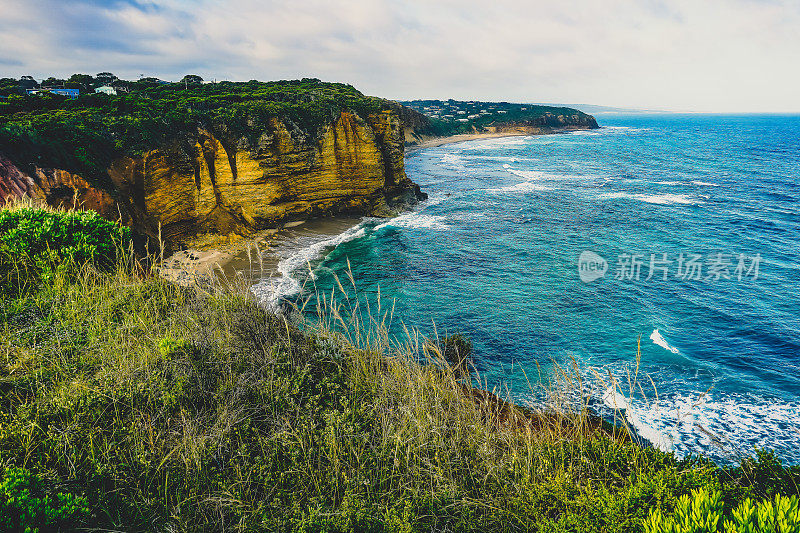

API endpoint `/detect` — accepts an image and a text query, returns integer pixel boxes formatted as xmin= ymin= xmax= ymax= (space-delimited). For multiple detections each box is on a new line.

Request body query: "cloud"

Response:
xmin=1 ymin=0 xmax=799 ymax=111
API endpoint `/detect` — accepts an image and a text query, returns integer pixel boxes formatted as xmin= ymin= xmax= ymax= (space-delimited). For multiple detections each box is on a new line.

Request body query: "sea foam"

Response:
xmin=251 ymin=223 xmax=368 ymax=311
xmin=632 ymin=393 xmax=800 ymax=464
xmin=488 ymin=181 xmax=551 ymax=193
xmin=599 ymin=192 xmax=698 ymax=205
xmin=374 ymin=212 xmax=449 ymax=230
xmin=601 ymin=387 xmax=675 ymax=453
xmin=650 ymin=329 xmax=680 ymax=354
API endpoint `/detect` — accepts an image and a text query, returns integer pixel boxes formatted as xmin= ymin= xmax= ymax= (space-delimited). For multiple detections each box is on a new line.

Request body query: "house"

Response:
xmin=95 ymin=86 xmax=117 ymax=95
xmin=26 ymin=88 xmax=79 ymax=100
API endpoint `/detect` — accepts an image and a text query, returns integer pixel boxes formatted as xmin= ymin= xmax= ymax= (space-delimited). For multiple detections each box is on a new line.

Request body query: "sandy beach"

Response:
xmin=405 ymin=132 xmax=533 ymax=152
xmin=159 ymin=217 xmax=365 ymax=287
xmin=158 ymin=228 xmax=279 ymax=286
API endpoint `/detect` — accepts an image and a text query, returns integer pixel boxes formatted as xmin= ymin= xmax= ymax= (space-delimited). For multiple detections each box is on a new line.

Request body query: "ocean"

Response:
xmin=251 ymin=114 xmax=800 ymax=464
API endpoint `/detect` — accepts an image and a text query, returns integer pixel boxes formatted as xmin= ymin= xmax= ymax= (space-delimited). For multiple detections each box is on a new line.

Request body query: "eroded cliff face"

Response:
xmin=0 ymin=109 xmax=424 ymax=245
xmin=0 ymin=156 xmax=119 ymax=218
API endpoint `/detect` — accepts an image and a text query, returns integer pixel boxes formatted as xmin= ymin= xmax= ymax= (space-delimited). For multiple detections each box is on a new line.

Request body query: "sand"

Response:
xmin=158 ymin=228 xmax=279 ymax=286
xmin=405 ymin=132 xmax=532 ymax=152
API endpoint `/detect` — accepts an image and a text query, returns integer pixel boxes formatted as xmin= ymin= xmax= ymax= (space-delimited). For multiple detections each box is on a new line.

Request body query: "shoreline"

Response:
xmin=404 ymin=126 xmax=595 ymax=153
xmin=405 ymin=132 xmax=533 ymax=153
xmin=160 ymin=127 xmax=586 ymax=285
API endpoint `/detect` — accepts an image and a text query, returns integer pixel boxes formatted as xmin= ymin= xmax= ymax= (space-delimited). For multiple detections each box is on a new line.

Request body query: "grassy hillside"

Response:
xmin=1 ymin=204 xmax=799 ymax=532
xmin=0 ymin=76 xmax=387 ymax=192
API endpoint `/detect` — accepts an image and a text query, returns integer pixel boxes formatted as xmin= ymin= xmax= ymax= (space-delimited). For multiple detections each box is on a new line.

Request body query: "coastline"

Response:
xmin=405 ymin=132 xmax=533 ymax=153
xmin=404 ymin=126 xmax=596 ymax=153
xmin=159 ymin=128 xmax=585 ymax=286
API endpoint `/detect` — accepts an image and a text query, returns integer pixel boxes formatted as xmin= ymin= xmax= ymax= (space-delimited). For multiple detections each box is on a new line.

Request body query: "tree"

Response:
xmin=66 ymin=74 xmax=95 ymax=92
xmin=18 ymin=76 xmax=38 ymax=90
xmin=41 ymin=77 xmax=65 ymax=88
xmin=95 ymin=72 xmax=118 ymax=86
xmin=180 ymin=74 xmax=204 ymax=86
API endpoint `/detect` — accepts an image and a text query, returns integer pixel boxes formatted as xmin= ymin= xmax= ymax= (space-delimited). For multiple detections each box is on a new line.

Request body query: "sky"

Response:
xmin=1 ymin=0 xmax=799 ymax=112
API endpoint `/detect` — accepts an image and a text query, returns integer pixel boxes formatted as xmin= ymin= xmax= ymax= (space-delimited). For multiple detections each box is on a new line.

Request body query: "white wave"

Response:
xmin=251 ymin=223 xmax=367 ymax=311
xmin=374 ymin=212 xmax=449 ymax=230
xmin=490 ymin=137 xmax=528 ymax=146
xmin=602 ymin=387 xmax=674 ymax=452
xmin=599 ymin=192 xmax=698 ymax=205
xmin=506 ymin=168 xmax=585 ymax=181
xmin=632 ymin=394 xmax=800 ymax=463
xmin=691 ymin=180 xmax=720 ymax=187
xmin=568 ymin=126 xmax=650 ymax=136
xmin=656 ymin=181 xmax=683 ymax=185
xmin=599 ymin=384 xmax=800 ymax=463
xmin=650 ymin=329 xmax=680 ymax=354
xmin=440 ymin=153 xmax=464 ymax=169
xmin=488 ymin=181 xmax=551 ymax=193
xmin=641 ymin=194 xmax=697 ymax=205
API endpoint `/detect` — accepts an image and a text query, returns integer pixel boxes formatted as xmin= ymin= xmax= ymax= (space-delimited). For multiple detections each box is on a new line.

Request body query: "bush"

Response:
xmin=0 ymin=241 xmax=37 ymax=296
xmin=645 ymin=487 xmax=800 ymax=533
xmin=0 ymin=206 xmax=131 ymax=293
xmin=0 ymin=467 xmax=89 ymax=532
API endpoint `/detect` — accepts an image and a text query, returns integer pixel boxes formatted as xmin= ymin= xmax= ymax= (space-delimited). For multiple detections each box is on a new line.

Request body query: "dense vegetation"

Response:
xmin=1 ymin=205 xmax=798 ymax=531
xmin=0 ymin=74 xmax=387 ymax=192
xmin=0 ymin=204 xmax=132 ymax=296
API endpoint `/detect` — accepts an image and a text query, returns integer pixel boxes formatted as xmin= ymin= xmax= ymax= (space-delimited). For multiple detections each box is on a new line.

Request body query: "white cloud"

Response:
xmin=1 ymin=0 xmax=798 ymax=111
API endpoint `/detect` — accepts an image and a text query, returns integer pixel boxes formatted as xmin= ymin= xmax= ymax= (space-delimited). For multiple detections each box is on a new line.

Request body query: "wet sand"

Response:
xmin=160 ymin=217 xmax=363 ymax=288
xmin=406 ymin=132 xmax=532 ymax=153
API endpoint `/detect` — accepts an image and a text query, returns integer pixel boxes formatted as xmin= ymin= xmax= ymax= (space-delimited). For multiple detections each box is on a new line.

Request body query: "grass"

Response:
xmin=0 ymin=205 xmax=798 ymax=531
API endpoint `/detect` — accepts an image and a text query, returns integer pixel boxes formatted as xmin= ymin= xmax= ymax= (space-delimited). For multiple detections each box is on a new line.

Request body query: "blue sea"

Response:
xmin=253 ymin=114 xmax=800 ymax=464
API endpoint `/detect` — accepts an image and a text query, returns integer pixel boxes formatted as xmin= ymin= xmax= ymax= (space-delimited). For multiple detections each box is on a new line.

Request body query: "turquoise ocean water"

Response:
xmin=252 ymin=114 xmax=800 ymax=464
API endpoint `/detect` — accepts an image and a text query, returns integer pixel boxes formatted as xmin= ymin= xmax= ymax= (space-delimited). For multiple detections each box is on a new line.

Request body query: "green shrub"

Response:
xmin=0 ymin=206 xmax=131 ymax=293
xmin=645 ymin=487 xmax=800 ymax=533
xmin=721 ymin=450 xmax=800 ymax=501
xmin=0 ymin=467 xmax=89 ymax=532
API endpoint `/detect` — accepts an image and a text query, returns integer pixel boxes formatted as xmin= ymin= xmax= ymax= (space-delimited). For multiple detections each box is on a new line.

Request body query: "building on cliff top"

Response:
xmin=95 ymin=86 xmax=117 ymax=95
xmin=25 ymin=88 xmax=79 ymax=99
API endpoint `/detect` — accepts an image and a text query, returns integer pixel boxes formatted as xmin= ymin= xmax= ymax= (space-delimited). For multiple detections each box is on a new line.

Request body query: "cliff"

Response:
xmin=0 ymin=108 xmax=423 ymax=246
